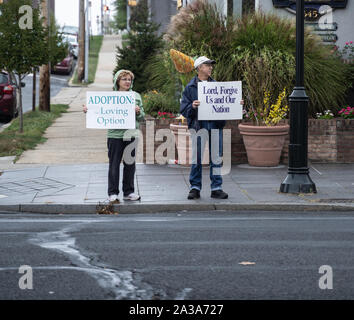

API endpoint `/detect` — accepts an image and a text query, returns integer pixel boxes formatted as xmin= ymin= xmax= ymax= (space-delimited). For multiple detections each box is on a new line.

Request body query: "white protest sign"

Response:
xmin=198 ymin=81 xmax=243 ymax=120
xmin=86 ymin=91 xmax=136 ymax=129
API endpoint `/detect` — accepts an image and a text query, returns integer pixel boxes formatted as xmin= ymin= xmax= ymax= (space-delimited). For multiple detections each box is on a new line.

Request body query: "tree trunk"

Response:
xmin=39 ymin=0 xmax=50 ymax=112
xmin=32 ymin=67 xmax=36 ymax=112
xmin=18 ymin=74 xmax=24 ymax=133
xmin=77 ymin=0 xmax=85 ymax=82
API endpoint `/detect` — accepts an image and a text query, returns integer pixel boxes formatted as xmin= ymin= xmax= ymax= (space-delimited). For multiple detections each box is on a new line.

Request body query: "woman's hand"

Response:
xmin=240 ymin=100 xmax=244 ymax=105
xmin=83 ymin=104 xmax=88 ymax=113
xmin=135 ymin=106 xmax=140 ymax=114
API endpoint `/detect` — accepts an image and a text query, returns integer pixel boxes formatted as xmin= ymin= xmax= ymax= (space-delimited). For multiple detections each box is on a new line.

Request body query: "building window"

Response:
xmin=242 ymin=0 xmax=255 ymax=14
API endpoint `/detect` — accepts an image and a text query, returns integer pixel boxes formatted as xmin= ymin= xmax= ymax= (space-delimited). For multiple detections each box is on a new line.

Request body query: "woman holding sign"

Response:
xmin=83 ymin=70 xmax=145 ymax=202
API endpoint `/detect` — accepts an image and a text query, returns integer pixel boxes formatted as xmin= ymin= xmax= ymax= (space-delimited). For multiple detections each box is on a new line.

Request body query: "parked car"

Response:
xmin=52 ymin=48 xmax=74 ymax=75
xmin=63 ymin=34 xmax=78 ymax=59
xmin=0 ymin=71 xmax=25 ymax=120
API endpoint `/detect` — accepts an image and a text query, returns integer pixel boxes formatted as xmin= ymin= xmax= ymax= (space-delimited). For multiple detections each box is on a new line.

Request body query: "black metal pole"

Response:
xmin=279 ymin=0 xmax=316 ymax=194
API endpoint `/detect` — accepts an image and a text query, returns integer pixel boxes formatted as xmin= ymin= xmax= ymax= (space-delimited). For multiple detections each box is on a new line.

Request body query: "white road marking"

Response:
xmin=175 ymin=288 xmax=193 ymax=300
xmin=1 ymin=216 xmax=354 ymax=224
xmin=28 ymin=222 xmax=158 ymax=299
xmin=311 ymin=166 xmax=322 ymax=175
xmin=26 ymin=73 xmax=68 ymax=82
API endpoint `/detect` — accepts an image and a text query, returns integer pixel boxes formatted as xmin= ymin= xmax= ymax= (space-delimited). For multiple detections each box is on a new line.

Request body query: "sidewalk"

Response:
xmin=0 ymin=35 xmax=353 ymax=214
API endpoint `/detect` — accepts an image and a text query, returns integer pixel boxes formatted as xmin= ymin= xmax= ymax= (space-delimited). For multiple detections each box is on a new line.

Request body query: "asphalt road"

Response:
xmin=0 ymin=64 xmax=75 ymax=126
xmin=0 ymin=211 xmax=354 ymax=300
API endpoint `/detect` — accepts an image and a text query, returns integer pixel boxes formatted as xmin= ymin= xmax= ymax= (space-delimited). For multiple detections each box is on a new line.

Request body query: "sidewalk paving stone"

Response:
xmin=0 ymin=35 xmax=353 ymax=214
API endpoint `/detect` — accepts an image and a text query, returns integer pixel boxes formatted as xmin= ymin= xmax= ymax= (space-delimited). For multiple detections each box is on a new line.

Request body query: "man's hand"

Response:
xmin=135 ymin=106 xmax=140 ymax=114
xmin=83 ymin=104 xmax=88 ymax=113
xmin=192 ymin=100 xmax=200 ymax=109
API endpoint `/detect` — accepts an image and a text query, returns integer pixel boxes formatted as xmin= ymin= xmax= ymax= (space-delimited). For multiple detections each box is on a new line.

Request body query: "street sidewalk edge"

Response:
xmin=0 ymin=203 xmax=354 ymax=214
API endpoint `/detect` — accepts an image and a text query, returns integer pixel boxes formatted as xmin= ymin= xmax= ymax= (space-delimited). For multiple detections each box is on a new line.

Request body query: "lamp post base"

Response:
xmin=280 ymin=172 xmax=317 ymax=194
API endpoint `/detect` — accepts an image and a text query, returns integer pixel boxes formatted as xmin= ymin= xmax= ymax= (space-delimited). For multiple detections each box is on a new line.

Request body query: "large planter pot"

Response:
xmin=170 ymin=124 xmax=209 ymax=166
xmin=238 ymin=123 xmax=289 ymax=167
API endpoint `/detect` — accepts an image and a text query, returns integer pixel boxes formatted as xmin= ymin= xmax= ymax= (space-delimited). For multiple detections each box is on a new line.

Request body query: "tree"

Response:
xmin=113 ymin=1 xmax=163 ymax=93
xmin=48 ymin=15 xmax=68 ymax=68
xmin=112 ymin=0 xmax=127 ymax=32
xmin=0 ymin=0 xmax=48 ymax=132
xmin=129 ymin=0 xmax=148 ymax=30
xmin=36 ymin=14 xmax=67 ymax=112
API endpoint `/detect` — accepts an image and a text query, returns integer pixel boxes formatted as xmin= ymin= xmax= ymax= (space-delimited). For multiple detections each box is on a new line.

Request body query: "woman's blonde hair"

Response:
xmin=115 ymin=70 xmax=134 ymax=89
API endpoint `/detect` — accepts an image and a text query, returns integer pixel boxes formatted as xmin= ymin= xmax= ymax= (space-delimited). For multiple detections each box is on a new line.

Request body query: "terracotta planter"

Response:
xmin=238 ymin=123 xmax=289 ymax=167
xmin=170 ymin=124 xmax=209 ymax=166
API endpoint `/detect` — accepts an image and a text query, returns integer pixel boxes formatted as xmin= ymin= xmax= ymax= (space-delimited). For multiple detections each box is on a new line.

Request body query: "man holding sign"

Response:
xmin=180 ymin=56 xmax=243 ymax=200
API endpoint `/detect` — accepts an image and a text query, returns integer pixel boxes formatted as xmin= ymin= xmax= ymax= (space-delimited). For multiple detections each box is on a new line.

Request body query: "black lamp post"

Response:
xmin=279 ymin=0 xmax=317 ymax=194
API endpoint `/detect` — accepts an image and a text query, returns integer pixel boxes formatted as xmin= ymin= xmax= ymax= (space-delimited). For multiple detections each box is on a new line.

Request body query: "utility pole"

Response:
xmin=101 ymin=0 xmax=104 ymax=35
xmin=39 ymin=0 xmax=50 ymax=112
xmin=84 ymin=0 xmax=89 ymax=83
xmin=78 ymin=0 xmax=85 ymax=82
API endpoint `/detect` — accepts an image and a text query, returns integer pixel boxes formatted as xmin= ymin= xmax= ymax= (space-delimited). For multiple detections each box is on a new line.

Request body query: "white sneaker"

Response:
xmin=123 ymin=193 xmax=141 ymax=201
xmin=108 ymin=194 xmax=118 ymax=202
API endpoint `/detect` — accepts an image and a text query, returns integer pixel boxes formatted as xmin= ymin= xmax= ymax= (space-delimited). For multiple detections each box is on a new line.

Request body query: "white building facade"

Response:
xmin=256 ymin=0 xmax=353 ymax=49
xmin=178 ymin=0 xmax=353 ymax=49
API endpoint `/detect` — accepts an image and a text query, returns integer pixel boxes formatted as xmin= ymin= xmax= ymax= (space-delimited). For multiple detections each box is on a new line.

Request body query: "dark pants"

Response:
xmin=107 ymin=138 xmax=136 ymax=197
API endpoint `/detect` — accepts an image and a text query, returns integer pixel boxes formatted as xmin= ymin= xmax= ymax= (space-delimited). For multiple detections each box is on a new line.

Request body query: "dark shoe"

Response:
xmin=211 ymin=190 xmax=228 ymax=199
xmin=188 ymin=189 xmax=200 ymax=200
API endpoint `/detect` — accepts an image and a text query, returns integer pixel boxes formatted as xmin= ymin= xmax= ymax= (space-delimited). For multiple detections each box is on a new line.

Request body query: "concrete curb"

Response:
xmin=1 ymin=202 xmax=354 ymax=214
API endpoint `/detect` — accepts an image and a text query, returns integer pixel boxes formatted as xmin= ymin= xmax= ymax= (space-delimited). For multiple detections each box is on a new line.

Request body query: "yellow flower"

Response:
xmin=170 ymin=49 xmax=195 ymax=74
xmin=263 ymin=88 xmax=288 ymax=126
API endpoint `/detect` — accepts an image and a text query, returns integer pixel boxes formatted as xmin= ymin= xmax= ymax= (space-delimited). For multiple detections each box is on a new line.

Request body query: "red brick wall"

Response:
xmin=336 ymin=119 xmax=354 ymax=163
xmin=139 ymin=118 xmax=354 ymax=164
xmin=282 ymin=119 xmax=354 ymax=164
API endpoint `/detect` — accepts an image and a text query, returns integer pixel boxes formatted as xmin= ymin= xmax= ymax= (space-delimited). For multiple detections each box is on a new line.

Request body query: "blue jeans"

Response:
xmin=189 ymin=129 xmax=223 ymax=191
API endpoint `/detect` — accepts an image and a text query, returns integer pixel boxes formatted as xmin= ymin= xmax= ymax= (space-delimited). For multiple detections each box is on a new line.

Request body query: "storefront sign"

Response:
xmin=307 ymin=22 xmax=338 ymax=31
xmin=272 ymin=1 xmax=347 ymax=9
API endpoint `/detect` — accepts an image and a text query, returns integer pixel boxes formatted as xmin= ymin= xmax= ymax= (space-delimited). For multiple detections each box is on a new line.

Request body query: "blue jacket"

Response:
xmin=180 ymin=75 xmax=226 ymax=131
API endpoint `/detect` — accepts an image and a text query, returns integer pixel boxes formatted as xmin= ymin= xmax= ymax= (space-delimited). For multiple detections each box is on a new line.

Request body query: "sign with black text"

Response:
xmin=198 ymin=81 xmax=242 ymax=120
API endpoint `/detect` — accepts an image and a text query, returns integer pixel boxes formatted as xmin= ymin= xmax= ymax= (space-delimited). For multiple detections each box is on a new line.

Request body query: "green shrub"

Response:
xmin=145 ymin=48 xmax=182 ymax=103
xmin=113 ymin=22 xmax=163 ymax=93
xmin=142 ymin=91 xmax=179 ymax=118
xmin=164 ymin=0 xmax=353 ymax=117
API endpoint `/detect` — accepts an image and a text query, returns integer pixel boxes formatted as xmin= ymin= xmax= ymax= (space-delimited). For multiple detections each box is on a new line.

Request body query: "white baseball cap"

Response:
xmin=194 ymin=56 xmax=216 ymax=69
